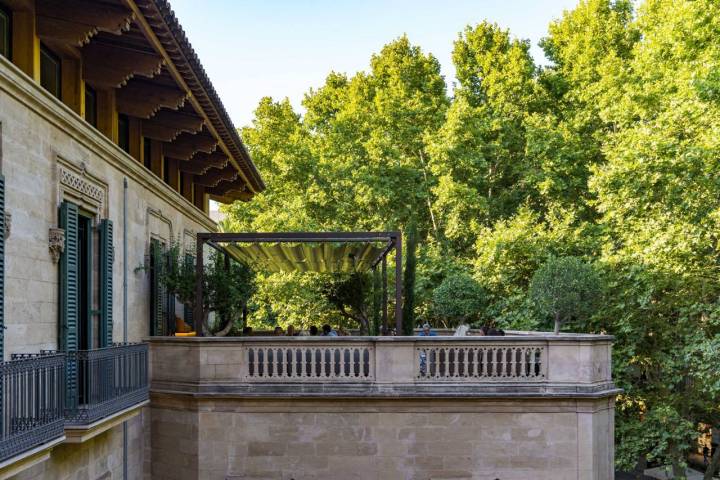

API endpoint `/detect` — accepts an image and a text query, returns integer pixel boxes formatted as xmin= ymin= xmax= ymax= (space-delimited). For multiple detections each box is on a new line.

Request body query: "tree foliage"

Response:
xmin=431 ymin=274 xmax=487 ymax=327
xmin=222 ymin=0 xmax=720 ymax=471
xmin=153 ymin=242 xmax=256 ymax=336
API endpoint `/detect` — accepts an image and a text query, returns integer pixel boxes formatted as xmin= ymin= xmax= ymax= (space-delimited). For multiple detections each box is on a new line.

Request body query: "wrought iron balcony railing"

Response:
xmin=65 ymin=343 xmax=149 ymax=426
xmin=0 ymin=353 xmax=65 ymax=463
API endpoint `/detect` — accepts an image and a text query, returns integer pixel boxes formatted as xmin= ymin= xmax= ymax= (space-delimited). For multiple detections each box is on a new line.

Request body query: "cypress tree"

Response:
xmin=402 ymin=222 xmax=417 ymax=335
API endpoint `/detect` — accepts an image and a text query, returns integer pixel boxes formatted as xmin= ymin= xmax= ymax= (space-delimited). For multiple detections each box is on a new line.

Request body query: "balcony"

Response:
xmin=0 ymin=353 xmax=65 ymax=475
xmin=63 ymin=343 xmax=149 ymax=442
xmin=0 ymin=343 xmax=148 ymax=475
xmin=65 ymin=343 xmax=149 ymax=425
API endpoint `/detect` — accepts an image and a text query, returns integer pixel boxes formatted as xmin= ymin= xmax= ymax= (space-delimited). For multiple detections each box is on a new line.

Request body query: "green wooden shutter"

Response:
xmin=0 ymin=175 xmax=4 ymax=432
xmin=0 ymin=175 xmax=5 ymax=360
xmin=166 ymin=250 xmax=176 ymax=335
xmin=99 ymin=219 xmax=113 ymax=347
xmin=150 ymin=240 xmax=166 ymax=336
xmin=59 ymin=201 xmax=79 ymax=404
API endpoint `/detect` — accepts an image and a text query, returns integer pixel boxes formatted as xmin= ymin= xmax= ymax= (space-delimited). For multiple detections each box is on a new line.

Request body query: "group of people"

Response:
xmin=241 ymin=324 xmax=341 ymax=337
xmin=417 ymin=323 xmax=506 ymax=336
xmin=241 ymin=323 xmax=506 ymax=337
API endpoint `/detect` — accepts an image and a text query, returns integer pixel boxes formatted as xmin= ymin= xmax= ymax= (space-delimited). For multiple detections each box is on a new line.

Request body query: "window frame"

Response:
xmin=118 ymin=113 xmax=130 ymax=153
xmin=85 ymin=85 xmax=97 ymax=128
xmin=40 ymin=44 xmax=62 ymax=100
xmin=0 ymin=4 xmax=11 ymax=60
xmin=143 ymin=137 xmax=152 ymax=170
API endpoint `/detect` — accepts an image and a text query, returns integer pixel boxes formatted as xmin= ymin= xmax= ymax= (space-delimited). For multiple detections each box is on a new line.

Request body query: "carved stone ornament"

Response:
xmin=49 ymin=228 xmax=65 ymax=263
xmin=3 ymin=211 xmax=10 ymax=239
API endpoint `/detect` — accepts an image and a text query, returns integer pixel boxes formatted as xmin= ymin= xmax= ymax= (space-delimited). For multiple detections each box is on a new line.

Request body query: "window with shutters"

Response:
xmin=59 ymin=202 xmax=113 ymax=353
xmin=149 ymin=239 xmax=175 ymax=336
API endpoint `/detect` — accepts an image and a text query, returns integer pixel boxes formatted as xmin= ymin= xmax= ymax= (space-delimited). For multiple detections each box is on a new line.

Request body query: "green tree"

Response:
xmin=427 ymin=22 xmax=538 ymax=253
xmin=431 ymin=273 xmax=487 ymax=327
xmin=529 ymin=256 xmax=603 ymax=334
xmin=321 ymin=273 xmax=373 ymax=334
xmin=154 ymin=242 xmax=256 ymax=336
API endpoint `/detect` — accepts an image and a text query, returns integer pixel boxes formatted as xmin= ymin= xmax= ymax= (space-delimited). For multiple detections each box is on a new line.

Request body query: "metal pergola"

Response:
xmin=194 ymin=232 xmax=403 ymax=336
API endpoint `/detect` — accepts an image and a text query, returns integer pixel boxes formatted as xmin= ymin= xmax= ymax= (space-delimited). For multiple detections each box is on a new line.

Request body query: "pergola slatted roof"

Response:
xmin=223 ymin=242 xmax=387 ymax=273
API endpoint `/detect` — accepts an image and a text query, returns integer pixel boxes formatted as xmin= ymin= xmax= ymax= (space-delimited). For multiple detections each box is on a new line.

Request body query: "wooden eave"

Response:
xmin=127 ymin=0 xmax=265 ymax=197
xmin=19 ymin=0 xmax=264 ymax=203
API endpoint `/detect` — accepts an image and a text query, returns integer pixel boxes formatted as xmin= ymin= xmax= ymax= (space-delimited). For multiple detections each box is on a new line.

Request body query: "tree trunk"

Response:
xmin=201 ymin=310 xmax=211 ymax=336
xmin=634 ymin=454 xmax=647 ymax=480
xmin=417 ymin=150 xmax=440 ymax=243
xmin=214 ymin=313 xmax=234 ymax=337
xmin=554 ymin=313 xmax=561 ymax=335
xmin=704 ymin=439 xmax=720 ymax=480
xmin=672 ymin=461 xmax=686 ymax=479
xmin=670 ymin=443 xmax=687 ymax=480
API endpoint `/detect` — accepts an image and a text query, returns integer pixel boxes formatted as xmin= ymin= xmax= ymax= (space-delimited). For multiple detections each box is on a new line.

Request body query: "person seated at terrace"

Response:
xmin=273 ymin=326 xmax=284 ymax=336
xmin=321 ymin=324 xmax=338 ymax=336
xmin=309 ymin=325 xmax=319 ymax=336
xmin=286 ymin=325 xmax=298 ymax=336
xmin=418 ymin=323 xmax=437 ymax=336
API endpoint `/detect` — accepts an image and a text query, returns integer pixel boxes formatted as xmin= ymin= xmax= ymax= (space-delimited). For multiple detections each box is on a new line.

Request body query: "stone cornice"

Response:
xmin=150 ymin=381 xmax=622 ymax=400
xmin=0 ymin=55 xmax=216 ymax=232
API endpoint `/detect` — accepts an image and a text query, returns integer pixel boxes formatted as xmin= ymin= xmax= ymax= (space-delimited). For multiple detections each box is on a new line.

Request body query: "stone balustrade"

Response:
xmin=149 ymin=333 xmax=617 ymax=399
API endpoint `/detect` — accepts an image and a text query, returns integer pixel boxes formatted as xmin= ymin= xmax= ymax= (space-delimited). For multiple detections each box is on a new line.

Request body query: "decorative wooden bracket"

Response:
xmin=116 ymin=80 xmax=188 ymax=118
xmin=82 ymin=41 xmax=164 ymax=89
xmin=37 ymin=0 xmax=135 ymax=47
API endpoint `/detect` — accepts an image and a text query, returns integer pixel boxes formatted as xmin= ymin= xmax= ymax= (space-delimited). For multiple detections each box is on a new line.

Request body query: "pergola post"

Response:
xmin=194 ymin=234 xmax=205 ymax=336
xmin=382 ymin=256 xmax=388 ymax=335
xmin=394 ymin=232 xmax=402 ymax=335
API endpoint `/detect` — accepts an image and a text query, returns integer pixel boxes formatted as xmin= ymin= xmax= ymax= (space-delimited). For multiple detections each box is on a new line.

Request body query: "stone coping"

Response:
xmin=147 ymin=332 xmax=614 ymax=343
xmin=150 ymin=381 xmax=622 ymax=400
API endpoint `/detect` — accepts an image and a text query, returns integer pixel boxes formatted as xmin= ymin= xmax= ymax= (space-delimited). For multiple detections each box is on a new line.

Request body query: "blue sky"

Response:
xmin=170 ymin=0 xmax=579 ymax=127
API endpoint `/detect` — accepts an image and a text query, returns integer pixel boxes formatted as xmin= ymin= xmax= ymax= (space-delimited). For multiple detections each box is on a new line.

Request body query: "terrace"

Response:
xmin=143 ymin=231 xmax=619 ymax=479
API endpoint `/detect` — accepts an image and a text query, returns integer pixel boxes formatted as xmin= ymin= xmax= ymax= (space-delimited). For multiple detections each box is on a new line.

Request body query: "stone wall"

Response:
xmin=150 ymin=397 xmax=614 ymax=480
xmin=149 ymin=337 xmax=618 ymax=479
